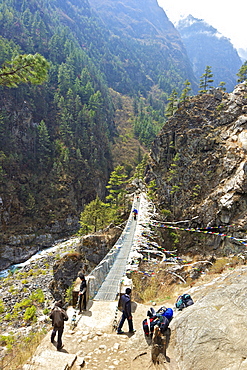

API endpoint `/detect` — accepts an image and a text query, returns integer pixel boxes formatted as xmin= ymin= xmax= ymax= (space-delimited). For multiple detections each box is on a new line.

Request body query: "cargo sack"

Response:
xmin=142 ymin=317 xmax=156 ymax=336
xmin=175 ymin=293 xmax=194 ymax=311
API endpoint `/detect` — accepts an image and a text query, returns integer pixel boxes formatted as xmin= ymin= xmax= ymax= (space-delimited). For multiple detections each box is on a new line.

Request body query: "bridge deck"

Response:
xmin=93 ymin=201 xmax=139 ymax=301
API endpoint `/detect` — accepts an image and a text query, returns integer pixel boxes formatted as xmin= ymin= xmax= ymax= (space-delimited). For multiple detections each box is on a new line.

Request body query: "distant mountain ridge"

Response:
xmin=89 ymin=0 xmax=175 ymax=39
xmin=88 ymin=0 xmax=197 ymax=91
xmin=177 ymin=15 xmax=242 ymax=92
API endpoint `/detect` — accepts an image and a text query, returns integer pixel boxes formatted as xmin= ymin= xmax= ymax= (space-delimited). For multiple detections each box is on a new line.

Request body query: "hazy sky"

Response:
xmin=157 ymin=0 xmax=246 ymax=51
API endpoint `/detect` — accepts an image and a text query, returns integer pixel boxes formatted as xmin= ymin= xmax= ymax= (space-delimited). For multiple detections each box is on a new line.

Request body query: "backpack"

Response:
xmin=147 ymin=307 xmax=156 ymax=318
xmin=156 ymin=306 xmax=166 ymax=315
xmin=163 ymin=307 xmax=173 ymax=321
xmin=143 ymin=306 xmax=172 ymax=337
xmin=175 ymin=294 xmax=194 ymax=311
xmin=156 ymin=306 xmax=173 ymax=321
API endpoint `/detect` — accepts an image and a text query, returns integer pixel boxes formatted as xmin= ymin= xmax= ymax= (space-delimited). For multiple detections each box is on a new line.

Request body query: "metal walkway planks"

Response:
xmin=93 ymin=200 xmax=139 ymax=301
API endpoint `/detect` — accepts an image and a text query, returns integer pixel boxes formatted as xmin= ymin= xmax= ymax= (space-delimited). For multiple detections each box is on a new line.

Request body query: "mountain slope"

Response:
xmin=0 ymin=0 xmax=196 ymax=268
xmin=89 ymin=0 xmax=197 ymax=93
xmin=146 ymin=83 xmax=247 ymax=255
xmin=177 ymin=15 xmax=242 ymax=92
xmin=0 ymin=0 xmax=116 ymax=260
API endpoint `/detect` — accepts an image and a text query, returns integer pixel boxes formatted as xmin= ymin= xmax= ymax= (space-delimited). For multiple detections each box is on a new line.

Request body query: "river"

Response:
xmin=0 ymin=237 xmax=77 ymax=278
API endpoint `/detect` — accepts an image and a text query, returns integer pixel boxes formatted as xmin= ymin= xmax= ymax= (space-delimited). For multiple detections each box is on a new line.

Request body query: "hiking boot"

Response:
xmin=117 ymin=330 xmax=124 ymax=334
xmin=129 ymin=329 xmax=136 ymax=334
xmin=57 ymin=345 xmax=64 ymax=351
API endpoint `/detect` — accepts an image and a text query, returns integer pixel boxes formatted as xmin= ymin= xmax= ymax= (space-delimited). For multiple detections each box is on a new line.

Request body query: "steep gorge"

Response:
xmin=0 ymin=0 xmax=196 ymax=269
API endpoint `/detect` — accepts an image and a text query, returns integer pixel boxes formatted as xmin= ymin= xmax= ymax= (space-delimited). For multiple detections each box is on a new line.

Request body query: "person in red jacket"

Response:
xmin=50 ymin=301 xmax=68 ymax=350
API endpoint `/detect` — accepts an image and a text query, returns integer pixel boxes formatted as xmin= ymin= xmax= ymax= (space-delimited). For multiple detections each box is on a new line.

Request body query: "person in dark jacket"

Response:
xmin=50 ymin=301 xmax=68 ymax=350
xmin=78 ymin=272 xmax=87 ymax=313
xmin=117 ymin=288 xmax=136 ymax=334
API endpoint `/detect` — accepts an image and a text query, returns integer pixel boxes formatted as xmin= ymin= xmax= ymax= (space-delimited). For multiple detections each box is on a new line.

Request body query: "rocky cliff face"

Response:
xmin=146 ymin=83 xmax=247 ymax=255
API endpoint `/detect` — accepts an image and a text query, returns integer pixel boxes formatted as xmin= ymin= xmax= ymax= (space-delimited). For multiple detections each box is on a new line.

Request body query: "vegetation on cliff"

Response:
xmin=0 ymin=0 xmax=196 ymax=239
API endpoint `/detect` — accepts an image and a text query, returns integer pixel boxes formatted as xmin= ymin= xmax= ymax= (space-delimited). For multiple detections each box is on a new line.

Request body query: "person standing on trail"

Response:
xmin=78 ymin=272 xmax=87 ymax=313
xmin=50 ymin=300 xmax=68 ymax=351
xmin=117 ymin=288 xmax=136 ymax=334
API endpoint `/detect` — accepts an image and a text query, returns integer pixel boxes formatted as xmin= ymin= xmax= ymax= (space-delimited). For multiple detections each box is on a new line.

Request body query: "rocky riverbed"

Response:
xmin=0 ymin=238 xmax=80 ymax=350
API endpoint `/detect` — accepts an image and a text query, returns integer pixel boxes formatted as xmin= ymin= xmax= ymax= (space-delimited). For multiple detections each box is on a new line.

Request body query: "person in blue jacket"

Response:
xmin=133 ymin=208 xmax=138 ymax=220
xmin=117 ymin=288 xmax=136 ymax=334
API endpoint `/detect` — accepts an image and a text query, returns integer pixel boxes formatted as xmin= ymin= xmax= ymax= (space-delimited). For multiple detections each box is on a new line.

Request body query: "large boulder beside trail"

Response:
xmin=49 ymin=225 xmax=123 ymax=301
xmin=49 ymin=252 xmax=85 ymax=302
xmin=170 ymin=266 xmax=247 ymax=370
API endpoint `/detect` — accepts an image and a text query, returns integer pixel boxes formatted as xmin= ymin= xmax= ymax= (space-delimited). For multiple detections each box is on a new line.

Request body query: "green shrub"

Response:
xmin=4 ymin=313 xmax=12 ymax=321
xmin=30 ymin=289 xmax=44 ymax=303
xmin=0 ymin=334 xmax=15 ymax=347
xmin=0 ymin=299 xmax=5 ymax=313
xmin=24 ymin=305 xmax=37 ymax=322
xmin=65 ymin=284 xmax=74 ymax=305
xmin=43 ymin=308 xmax=49 ymax=315
xmin=8 ymin=285 xmax=17 ymax=294
xmin=14 ymin=298 xmax=32 ymax=311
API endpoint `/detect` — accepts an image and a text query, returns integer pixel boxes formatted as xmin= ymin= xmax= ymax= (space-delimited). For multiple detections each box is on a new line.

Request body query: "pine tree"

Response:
xmin=79 ymin=196 xmax=110 ymax=234
xmin=0 ymin=53 xmax=49 ymax=87
xmin=180 ymin=80 xmax=192 ymax=107
xmin=199 ymin=66 xmax=214 ymax=93
xmin=237 ymin=61 xmax=247 ymax=83
xmin=37 ymin=120 xmax=51 ymax=168
xmin=165 ymin=89 xmax=178 ymax=117
xmin=106 ymin=165 xmax=127 ymax=208
xmin=218 ymin=81 xmax=226 ymax=91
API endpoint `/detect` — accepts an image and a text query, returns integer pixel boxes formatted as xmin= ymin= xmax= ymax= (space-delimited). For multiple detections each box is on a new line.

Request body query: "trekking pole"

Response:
xmin=71 ymin=294 xmax=80 ymax=330
xmin=112 ymin=305 xmax=120 ymax=332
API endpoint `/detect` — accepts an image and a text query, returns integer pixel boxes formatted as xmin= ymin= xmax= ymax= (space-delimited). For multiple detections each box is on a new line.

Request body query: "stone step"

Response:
xmin=22 ymin=349 xmax=77 ymax=370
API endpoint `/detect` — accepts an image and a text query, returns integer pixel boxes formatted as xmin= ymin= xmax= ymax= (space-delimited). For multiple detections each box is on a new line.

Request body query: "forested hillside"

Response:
xmin=0 ymin=0 xmax=198 ymax=250
xmin=0 ymin=0 xmax=116 ymax=239
xmin=89 ymin=0 xmax=197 ymax=93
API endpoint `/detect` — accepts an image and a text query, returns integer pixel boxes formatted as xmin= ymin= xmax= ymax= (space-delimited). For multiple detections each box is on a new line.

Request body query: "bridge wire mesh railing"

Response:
xmin=87 ymin=211 xmax=134 ymax=299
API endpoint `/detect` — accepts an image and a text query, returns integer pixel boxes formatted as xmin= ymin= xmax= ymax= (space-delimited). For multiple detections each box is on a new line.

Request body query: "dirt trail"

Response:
xmin=23 ymin=300 xmax=179 ymax=370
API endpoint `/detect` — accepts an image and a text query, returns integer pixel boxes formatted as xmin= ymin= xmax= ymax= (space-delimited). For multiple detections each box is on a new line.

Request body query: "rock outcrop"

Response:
xmin=170 ymin=266 xmax=247 ymax=369
xmin=49 ymin=224 xmax=123 ymax=301
xmin=146 ymin=83 xmax=247 ymax=255
xmin=0 ymin=217 xmax=80 ymax=270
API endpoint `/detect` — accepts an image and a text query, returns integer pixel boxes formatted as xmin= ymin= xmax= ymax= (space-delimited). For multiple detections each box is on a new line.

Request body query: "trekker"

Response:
xmin=117 ymin=288 xmax=136 ymax=334
xmin=78 ymin=272 xmax=87 ymax=313
xmin=133 ymin=208 xmax=138 ymax=220
xmin=50 ymin=301 xmax=68 ymax=351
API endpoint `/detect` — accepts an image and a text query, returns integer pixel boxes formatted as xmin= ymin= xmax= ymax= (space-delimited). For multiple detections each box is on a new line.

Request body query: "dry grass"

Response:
xmin=1 ymin=329 xmax=48 ymax=370
xmin=131 ymin=255 xmax=246 ymax=306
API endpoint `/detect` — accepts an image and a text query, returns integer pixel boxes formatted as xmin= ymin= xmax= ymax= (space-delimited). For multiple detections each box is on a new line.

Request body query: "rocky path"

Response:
xmin=23 ymin=299 xmax=179 ymax=370
xmin=20 ymin=192 xmax=180 ymax=369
